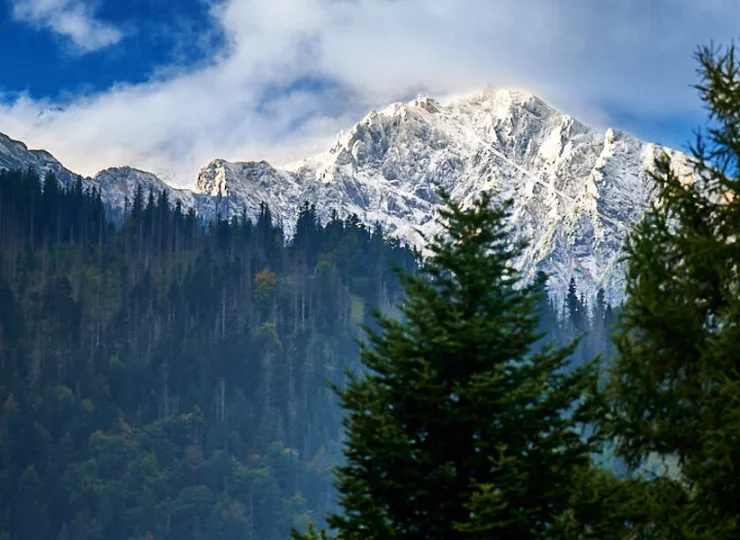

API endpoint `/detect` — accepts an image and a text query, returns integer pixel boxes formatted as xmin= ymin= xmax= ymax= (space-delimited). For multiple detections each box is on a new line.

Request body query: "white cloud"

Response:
xmin=1 ymin=0 xmax=739 ymax=187
xmin=12 ymin=0 xmax=123 ymax=52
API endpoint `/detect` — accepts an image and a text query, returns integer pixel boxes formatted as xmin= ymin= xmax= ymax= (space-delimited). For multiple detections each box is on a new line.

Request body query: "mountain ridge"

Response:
xmin=0 ymin=88 xmax=694 ymax=304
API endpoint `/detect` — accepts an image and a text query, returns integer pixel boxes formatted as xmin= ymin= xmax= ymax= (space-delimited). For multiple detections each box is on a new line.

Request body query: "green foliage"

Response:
xmin=0 ymin=168 xmax=416 ymax=540
xmin=0 ymin=165 xmax=623 ymax=540
xmin=324 ymin=190 xmax=615 ymax=538
xmin=597 ymin=42 xmax=740 ymax=538
xmin=291 ymin=522 xmax=335 ymax=540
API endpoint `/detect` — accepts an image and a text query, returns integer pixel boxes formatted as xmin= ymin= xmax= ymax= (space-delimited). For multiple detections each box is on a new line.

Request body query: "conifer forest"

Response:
xmin=0 ymin=164 xmax=613 ymax=539
xmin=3 ymin=38 xmax=740 ymax=540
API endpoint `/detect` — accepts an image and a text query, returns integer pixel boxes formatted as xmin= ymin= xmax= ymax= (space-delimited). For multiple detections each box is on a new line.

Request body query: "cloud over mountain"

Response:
xmin=1 ymin=0 xmax=737 ymax=185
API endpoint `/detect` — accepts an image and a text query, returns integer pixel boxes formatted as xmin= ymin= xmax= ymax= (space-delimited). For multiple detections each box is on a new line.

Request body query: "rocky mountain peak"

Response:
xmin=0 ymin=89 xmax=696 ymax=305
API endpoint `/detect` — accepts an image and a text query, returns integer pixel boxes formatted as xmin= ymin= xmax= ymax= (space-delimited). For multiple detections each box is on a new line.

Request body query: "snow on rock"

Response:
xmin=0 ymin=132 xmax=79 ymax=186
xmin=190 ymin=88 xmax=693 ymax=305
xmin=0 ymin=88 xmax=695 ymax=305
xmin=91 ymin=167 xmax=196 ymax=215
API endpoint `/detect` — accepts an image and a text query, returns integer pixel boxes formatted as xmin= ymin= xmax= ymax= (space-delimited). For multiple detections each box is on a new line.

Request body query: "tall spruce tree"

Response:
xmin=323 ymin=191 xmax=605 ymax=538
xmin=597 ymin=43 xmax=740 ymax=538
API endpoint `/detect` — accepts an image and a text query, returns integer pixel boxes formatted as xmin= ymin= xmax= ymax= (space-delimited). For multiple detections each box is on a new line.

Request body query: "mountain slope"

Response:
xmin=0 ymin=88 xmax=693 ymax=304
xmin=91 ymin=167 xmax=197 ymax=220
xmin=0 ymin=132 xmax=79 ymax=186
xmin=0 ymin=134 xmax=197 ymax=220
xmin=193 ymin=89 xmax=693 ymax=304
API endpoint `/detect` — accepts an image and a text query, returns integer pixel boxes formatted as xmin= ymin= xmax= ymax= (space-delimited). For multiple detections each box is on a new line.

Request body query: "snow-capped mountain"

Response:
xmin=190 ymin=89 xmax=693 ymax=304
xmin=0 ymin=131 xmax=79 ymax=186
xmin=0 ymin=88 xmax=694 ymax=304
xmin=91 ymin=167 xmax=197 ymax=219
xmin=0 ymin=134 xmax=197 ymax=219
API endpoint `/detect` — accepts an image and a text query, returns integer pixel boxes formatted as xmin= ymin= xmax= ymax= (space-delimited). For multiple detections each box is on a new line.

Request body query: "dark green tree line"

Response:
xmin=0 ymin=169 xmax=421 ymax=540
xmin=297 ymin=191 xmax=632 ymax=539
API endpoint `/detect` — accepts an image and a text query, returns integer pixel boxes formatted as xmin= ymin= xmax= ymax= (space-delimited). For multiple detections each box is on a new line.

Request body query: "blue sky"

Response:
xmin=0 ymin=0 xmax=222 ymax=100
xmin=0 ymin=0 xmax=738 ymax=186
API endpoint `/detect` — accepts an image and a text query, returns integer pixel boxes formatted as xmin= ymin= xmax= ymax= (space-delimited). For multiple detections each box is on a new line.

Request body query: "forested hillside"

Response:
xmin=0 ymin=167 xmax=614 ymax=540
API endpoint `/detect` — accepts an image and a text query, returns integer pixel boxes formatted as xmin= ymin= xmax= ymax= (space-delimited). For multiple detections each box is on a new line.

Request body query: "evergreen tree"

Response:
xmin=324 ymin=191 xmax=604 ymax=538
xmin=0 ymin=171 xmax=422 ymax=540
xmin=597 ymin=43 xmax=740 ymax=538
xmin=566 ymin=277 xmax=582 ymax=332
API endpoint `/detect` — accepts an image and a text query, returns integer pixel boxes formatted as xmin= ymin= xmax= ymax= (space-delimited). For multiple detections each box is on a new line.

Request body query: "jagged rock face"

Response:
xmin=0 ymin=89 xmax=694 ymax=304
xmin=90 ymin=167 xmax=196 ymax=218
xmin=192 ymin=89 xmax=693 ymax=304
xmin=0 ymin=132 xmax=79 ymax=186
xmin=0 ymin=135 xmax=196 ymax=212
xmin=194 ymin=159 xmax=304 ymax=223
